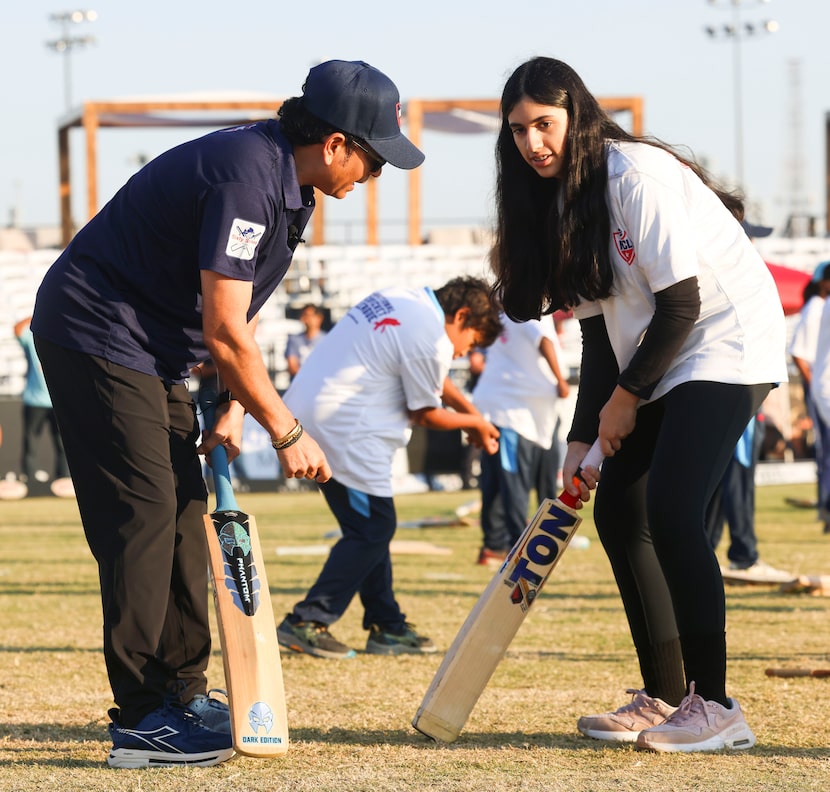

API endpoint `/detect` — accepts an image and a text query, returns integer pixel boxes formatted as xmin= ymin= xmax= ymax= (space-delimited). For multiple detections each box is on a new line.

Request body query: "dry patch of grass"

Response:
xmin=0 ymin=483 xmax=828 ymax=790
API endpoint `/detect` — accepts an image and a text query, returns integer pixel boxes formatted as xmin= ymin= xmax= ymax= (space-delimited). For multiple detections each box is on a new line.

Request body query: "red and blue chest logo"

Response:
xmin=614 ymin=228 xmax=635 ymax=265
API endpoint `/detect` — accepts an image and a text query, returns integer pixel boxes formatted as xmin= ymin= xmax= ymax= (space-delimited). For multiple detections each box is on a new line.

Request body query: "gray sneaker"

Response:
xmin=365 ymin=623 xmax=438 ymax=655
xmin=577 ymin=689 xmax=677 ymax=742
xmin=277 ymin=617 xmax=356 ymax=659
xmin=186 ymin=689 xmax=230 ymax=733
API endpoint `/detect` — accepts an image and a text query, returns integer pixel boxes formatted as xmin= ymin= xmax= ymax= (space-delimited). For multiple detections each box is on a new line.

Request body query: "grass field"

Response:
xmin=1 ymin=481 xmax=829 ymax=791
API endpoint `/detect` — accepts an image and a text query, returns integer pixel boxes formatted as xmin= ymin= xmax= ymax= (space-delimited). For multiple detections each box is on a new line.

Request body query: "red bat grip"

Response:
xmin=558 ymin=438 xmax=604 ymax=509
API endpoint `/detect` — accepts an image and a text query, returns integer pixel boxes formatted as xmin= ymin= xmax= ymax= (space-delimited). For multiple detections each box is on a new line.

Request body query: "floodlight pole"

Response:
xmin=45 ymin=9 xmax=98 ymax=111
xmin=704 ymin=0 xmax=778 ymax=191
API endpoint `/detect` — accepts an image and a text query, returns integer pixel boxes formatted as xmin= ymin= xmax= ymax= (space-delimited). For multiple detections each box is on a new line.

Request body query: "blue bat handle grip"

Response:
xmin=211 ymin=444 xmax=239 ymax=512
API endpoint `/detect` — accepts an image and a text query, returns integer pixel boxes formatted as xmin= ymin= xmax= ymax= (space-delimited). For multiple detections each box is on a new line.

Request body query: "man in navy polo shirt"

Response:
xmin=31 ymin=59 xmax=423 ymax=769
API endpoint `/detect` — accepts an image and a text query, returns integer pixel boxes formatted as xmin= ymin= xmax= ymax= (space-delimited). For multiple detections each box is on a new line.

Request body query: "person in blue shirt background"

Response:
xmin=285 ymin=303 xmax=328 ymax=381
xmin=13 ymin=316 xmax=71 ymax=496
xmin=705 ymin=413 xmax=795 ymax=585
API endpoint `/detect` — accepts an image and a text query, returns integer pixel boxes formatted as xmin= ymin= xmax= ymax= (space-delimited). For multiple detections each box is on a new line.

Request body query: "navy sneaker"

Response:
xmin=107 ymin=700 xmax=234 ymax=768
xmin=186 ymin=689 xmax=231 ymax=734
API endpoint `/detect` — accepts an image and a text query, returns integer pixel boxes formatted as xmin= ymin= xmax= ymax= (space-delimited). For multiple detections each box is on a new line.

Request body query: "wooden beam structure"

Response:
xmin=57 ymin=94 xmax=644 ymax=248
xmin=57 ymin=97 xmax=286 ymax=246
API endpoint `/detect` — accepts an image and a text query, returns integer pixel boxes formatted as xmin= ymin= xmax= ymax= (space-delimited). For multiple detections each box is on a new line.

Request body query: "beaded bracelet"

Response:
xmin=271 ymin=419 xmax=303 ymax=451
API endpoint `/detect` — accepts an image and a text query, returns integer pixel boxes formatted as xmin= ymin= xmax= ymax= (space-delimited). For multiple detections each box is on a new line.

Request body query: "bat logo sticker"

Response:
xmin=218 ymin=520 xmax=252 ymax=556
xmin=216 ymin=517 xmax=261 ymax=616
xmin=503 ymin=505 xmax=578 ymax=612
xmin=248 ymin=701 xmax=274 ymax=734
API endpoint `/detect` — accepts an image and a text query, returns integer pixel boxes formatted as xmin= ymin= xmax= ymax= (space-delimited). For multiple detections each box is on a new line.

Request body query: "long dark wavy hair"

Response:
xmin=492 ymin=57 xmax=743 ymax=321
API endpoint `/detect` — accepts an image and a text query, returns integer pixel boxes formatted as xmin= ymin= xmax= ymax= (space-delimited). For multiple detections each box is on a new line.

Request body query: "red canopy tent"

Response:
xmin=766 ymin=261 xmax=812 ymax=316
xmin=549 ymin=262 xmax=808 ymax=320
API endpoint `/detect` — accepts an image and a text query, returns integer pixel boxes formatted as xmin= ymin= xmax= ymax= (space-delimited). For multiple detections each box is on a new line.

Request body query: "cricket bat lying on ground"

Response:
xmin=779 ymin=575 xmax=830 ymax=596
xmin=412 ymin=440 xmax=605 ymax=742
xmin=204 ymin=445 xmax=288 ymax=757
xmin=765 ymin=668 xmax=830 ymax=678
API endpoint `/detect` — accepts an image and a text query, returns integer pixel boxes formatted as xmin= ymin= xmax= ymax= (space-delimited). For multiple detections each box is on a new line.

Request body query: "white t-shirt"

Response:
xmin=472 ymin=315 xmax=559 ymax=448
xmin=573 ymin=141 xmax=787 ymax=400
xmin=788 ymin=294 xmax=824 ymax=366
xmin=284 ymin=287 xmax=451 ymax=496
xmin=808 ymin=298 xmax=830 ymax=424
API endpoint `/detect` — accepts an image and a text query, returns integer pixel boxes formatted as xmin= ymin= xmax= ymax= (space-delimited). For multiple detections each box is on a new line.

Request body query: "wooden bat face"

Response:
xmin=412 ymin=440 xmax=604 ymax=743
xmin=412 ymin=496 xmax=584 ymax=743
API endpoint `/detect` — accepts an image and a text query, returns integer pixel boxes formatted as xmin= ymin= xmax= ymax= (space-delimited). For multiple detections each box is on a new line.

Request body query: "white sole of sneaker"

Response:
xmin=722 ymin=572 xmax=797 ymax=586
xmin=578 ymin=728 xmax=640 ymax=743
xmin=107 ymin=747 xmax=235 ymax=768
xmin=638 ymin=725 xmax=756 ymax=753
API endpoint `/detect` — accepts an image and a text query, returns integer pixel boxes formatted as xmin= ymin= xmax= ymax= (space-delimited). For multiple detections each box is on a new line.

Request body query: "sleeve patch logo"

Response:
xmin=226 ymin=218 xmax=266 ymax=260
xmin=613 ymin=228 xmax=635 ymax=265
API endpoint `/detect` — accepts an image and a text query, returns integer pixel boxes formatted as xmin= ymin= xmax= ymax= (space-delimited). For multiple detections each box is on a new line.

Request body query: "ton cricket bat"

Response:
xmin=204 ymin=445 xmax=288 ymax=757
xmin=412 ymin=440 xmax=604 ymax=742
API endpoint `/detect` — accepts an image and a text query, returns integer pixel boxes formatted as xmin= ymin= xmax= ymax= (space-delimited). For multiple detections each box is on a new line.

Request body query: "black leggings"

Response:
xmin=593 ymin=380 xmax=771 ymax=704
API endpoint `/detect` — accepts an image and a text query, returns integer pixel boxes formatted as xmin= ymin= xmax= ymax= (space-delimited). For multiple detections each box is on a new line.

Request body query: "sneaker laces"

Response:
xmin=190 ymin=688 xmax=229 ymax=710
xmin=616 ymin=689 xmax=654 ymax=715
xmin=163 ymin=681 xmax=209 ymax=726
xmin=661 ymin=681 xmax=707 ymax=727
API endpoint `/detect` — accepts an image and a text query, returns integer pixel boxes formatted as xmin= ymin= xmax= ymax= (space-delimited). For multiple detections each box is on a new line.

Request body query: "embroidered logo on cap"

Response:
xmin=226 ymin=219 xmax=266 ymax=260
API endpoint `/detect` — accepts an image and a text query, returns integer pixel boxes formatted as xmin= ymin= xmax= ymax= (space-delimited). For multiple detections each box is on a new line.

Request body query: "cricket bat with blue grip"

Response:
xmin=412 ymin=439 xmax=605 ymax=742
xmin=204 ymin=444 xmax=288 ymax=757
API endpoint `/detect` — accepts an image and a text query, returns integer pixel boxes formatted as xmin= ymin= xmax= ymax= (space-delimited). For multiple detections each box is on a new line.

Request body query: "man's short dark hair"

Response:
xmin=278 ymin=97 xmax=340 ymax=146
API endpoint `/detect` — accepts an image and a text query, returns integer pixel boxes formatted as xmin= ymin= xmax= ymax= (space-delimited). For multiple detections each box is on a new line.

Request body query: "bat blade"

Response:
xmin=411 ymin=496 xmax=581 ymax=741
xmin=412 ymin=440 xmax=603 ymax=743
xmin=204 ymin=446 xmax=288 ymax=757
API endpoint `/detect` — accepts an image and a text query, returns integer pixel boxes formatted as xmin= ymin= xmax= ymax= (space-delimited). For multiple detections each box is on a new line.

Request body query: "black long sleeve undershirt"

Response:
xmin=567 ymin=276 xmax=701 ymax=444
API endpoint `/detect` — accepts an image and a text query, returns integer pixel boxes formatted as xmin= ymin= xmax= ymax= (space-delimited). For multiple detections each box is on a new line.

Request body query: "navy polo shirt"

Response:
xmin=32 ymin=119 xmax=314 ymax=382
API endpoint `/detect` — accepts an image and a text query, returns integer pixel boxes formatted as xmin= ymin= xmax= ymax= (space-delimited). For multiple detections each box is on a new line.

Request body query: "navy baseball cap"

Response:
xmin=741 ymin=219 xmax=773 ymax=238
xmin=302 ymin=60 xmax=425 ymax=170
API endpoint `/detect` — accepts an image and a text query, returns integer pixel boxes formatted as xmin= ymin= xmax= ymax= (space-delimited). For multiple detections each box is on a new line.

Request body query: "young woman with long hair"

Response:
xmin=492 ymin=56 xmax=787 ymax=753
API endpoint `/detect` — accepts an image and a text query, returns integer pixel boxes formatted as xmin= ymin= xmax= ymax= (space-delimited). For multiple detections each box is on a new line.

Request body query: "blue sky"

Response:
xmin=1 ymin=0 xmax=826 ymax=240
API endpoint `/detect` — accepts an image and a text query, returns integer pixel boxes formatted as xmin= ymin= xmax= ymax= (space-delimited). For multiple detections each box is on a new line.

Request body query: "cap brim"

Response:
xmin=366 ymin=135 xmax=425 ymax=170
xmin=741 ymin=220 xmax=773 ymax=238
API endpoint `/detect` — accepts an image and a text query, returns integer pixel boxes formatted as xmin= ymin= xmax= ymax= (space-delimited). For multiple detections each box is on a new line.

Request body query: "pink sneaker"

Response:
xmin=636 ymin=682 xmax=756 ymax=752
xmin=577 ymin=689 xmax=677 ymax=742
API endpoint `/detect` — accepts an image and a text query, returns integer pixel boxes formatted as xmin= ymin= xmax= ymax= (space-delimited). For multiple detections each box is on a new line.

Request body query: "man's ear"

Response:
xmin=321 ymin=132 xmax=348 ymax=165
